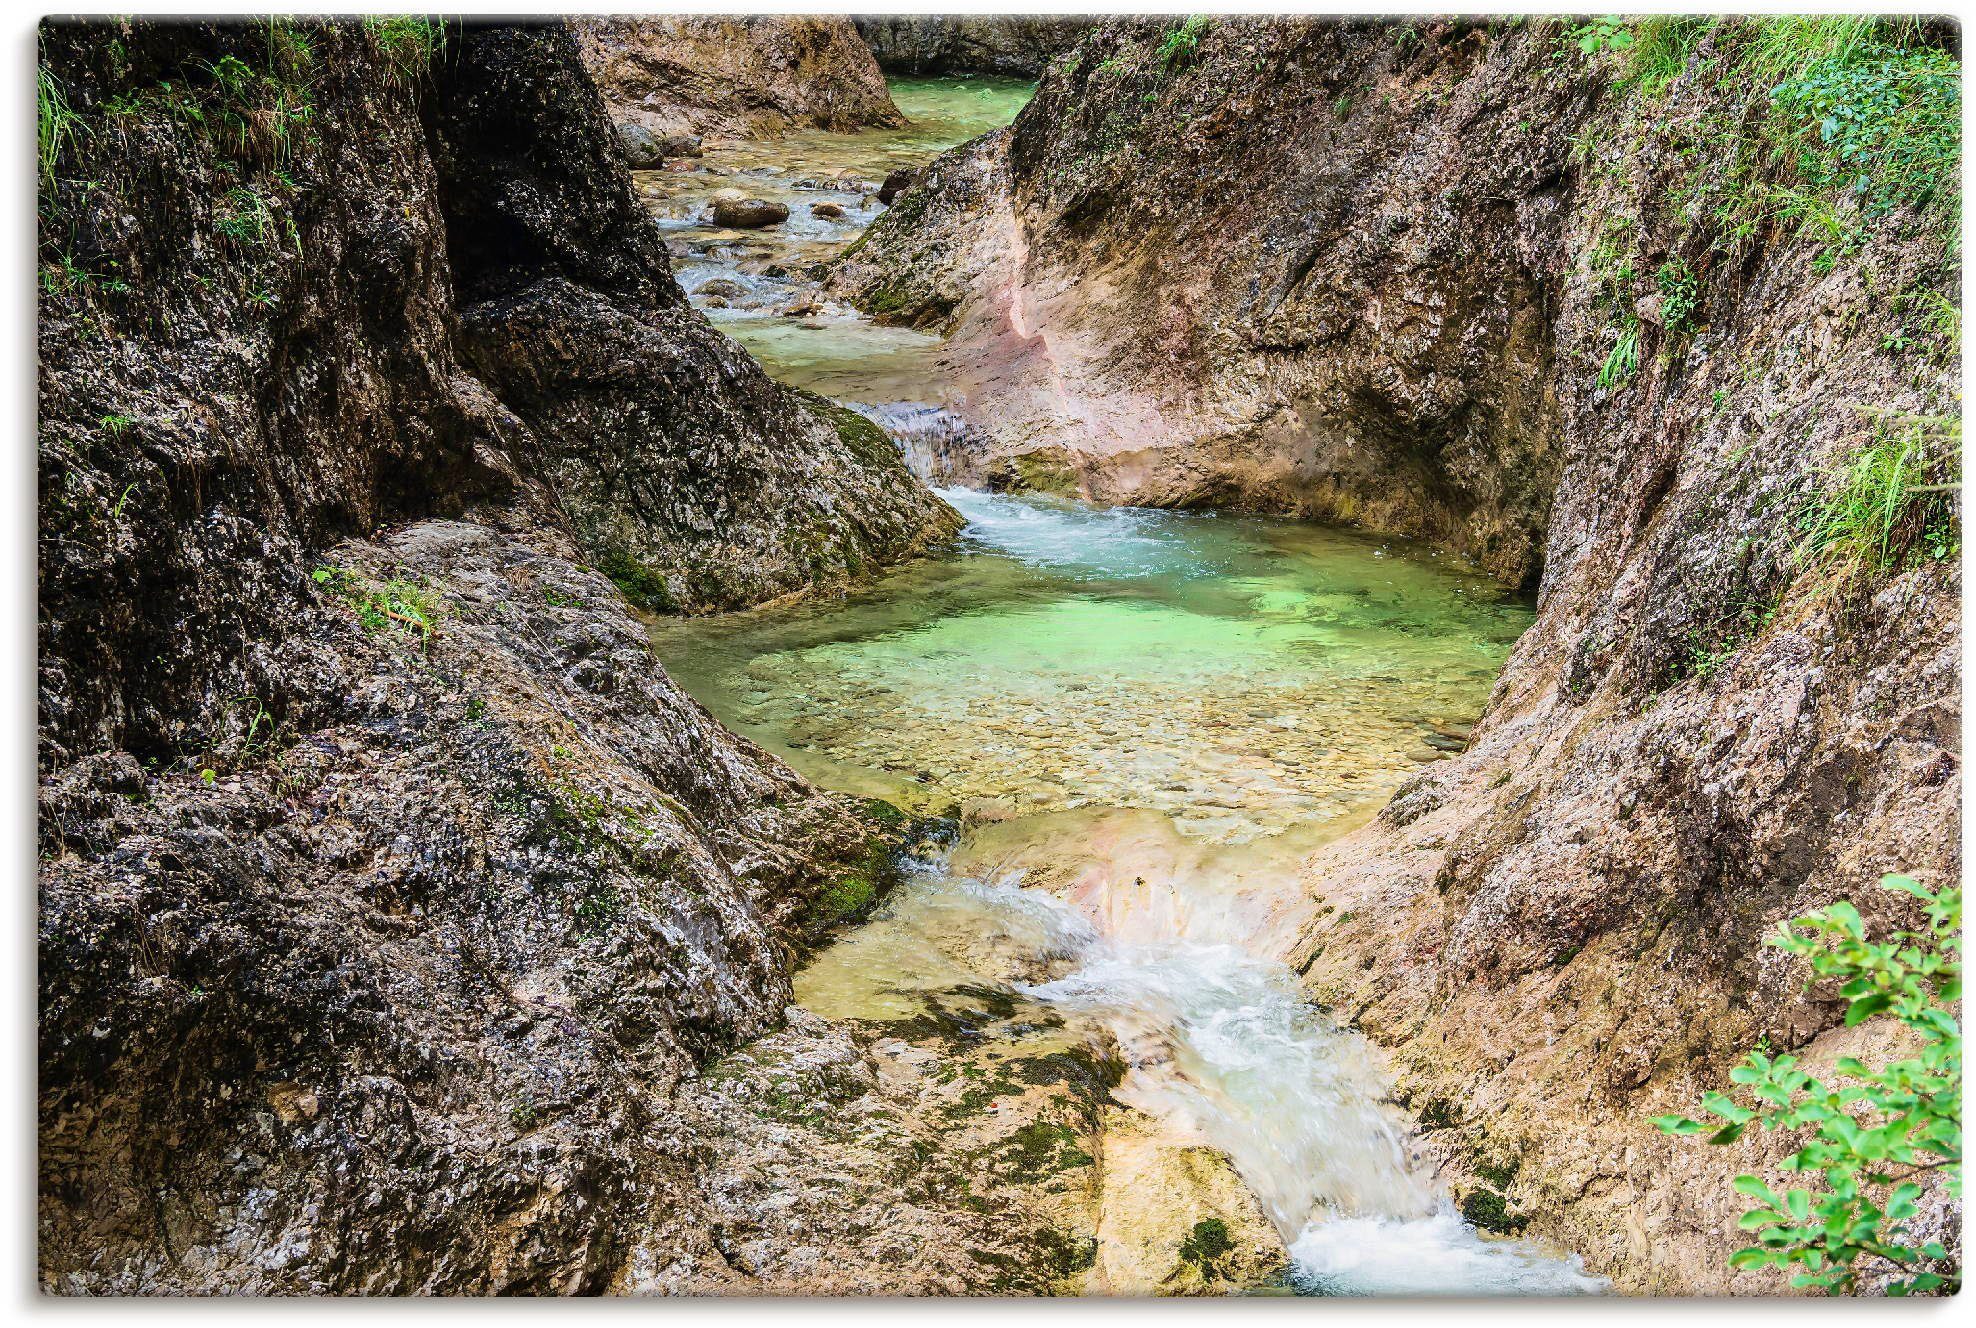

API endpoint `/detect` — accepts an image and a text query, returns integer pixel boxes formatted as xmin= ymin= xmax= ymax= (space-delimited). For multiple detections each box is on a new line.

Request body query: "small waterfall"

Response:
xmin=875 ymin=847 xmax=1608 ymax=1297
xmin=848 ymin=401 xmax=978 ymax=483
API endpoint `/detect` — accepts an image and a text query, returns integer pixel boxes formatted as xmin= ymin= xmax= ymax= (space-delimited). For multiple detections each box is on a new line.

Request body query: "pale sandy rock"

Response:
xmin=573 ymin=16 xmax=903 ymax=145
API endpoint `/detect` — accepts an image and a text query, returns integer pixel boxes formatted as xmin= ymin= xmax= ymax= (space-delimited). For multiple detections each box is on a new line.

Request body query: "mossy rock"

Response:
xmin=1459 ymin=1187 xmax=1528 ymax=1234
xmin=1179 ymin=1217 xmax=1234 ymax=1271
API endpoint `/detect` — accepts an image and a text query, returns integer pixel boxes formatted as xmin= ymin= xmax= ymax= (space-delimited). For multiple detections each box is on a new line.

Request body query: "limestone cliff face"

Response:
xmin=571 ymin=15 xmax=903 ymax=146
xmin=36 ymin=17 xmax=948 ymax=1293
xmin=853 ymin=16 xmax=1095 ymax=78
xmin=832 ymin=16 xmax=1961 ymax=1292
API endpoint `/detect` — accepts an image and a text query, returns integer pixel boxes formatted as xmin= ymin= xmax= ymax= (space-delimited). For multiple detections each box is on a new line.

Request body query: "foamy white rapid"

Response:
xmin=890 ymin=851 xmax=1606 ymax=1297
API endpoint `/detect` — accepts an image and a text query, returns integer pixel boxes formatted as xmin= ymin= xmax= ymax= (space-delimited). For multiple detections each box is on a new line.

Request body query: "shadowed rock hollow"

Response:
xmin=853 ymin=15 xmax=1097 ymax=78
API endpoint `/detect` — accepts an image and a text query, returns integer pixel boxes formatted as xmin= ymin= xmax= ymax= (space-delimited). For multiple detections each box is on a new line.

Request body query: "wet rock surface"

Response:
xmin=432 ymin=24 xmax=961 ymax=615
xmin=37 ymin=17 xmax=955 ymax=1294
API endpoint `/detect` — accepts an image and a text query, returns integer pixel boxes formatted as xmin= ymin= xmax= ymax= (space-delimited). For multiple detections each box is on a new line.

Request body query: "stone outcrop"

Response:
xmin=830 ymin=16 xmax=1961 ymax=1292
xmin=36 ymin=16 xmax=952 ymax=1293
xmin=853 ymin=16 xmax=1096 ymax=78
xmin=429 ymin=25 xmax=959 ymax=615
xmin=572 ymin=16 xmax=904 ymax=146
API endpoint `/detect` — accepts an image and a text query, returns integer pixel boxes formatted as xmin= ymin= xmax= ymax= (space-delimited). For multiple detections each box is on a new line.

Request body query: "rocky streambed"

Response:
xmin=637 ymin=75 xmax=1603 ymax=1296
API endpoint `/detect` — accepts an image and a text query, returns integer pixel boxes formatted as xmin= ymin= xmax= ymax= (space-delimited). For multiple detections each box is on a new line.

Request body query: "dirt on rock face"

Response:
xmin=36 ymin=17 xmax=952 ymax=1294
xmin=852 ymin=16 xmax=1096 ymax=79
xmin=572 ymin=16 xmax=904 ymax=146
xmin=832 ymin=16 xmax=1961 ymax=1293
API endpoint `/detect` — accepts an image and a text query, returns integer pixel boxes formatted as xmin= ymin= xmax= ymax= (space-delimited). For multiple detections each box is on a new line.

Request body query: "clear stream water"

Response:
xmin=643 ymin=78 xmax=1603 ymax=1297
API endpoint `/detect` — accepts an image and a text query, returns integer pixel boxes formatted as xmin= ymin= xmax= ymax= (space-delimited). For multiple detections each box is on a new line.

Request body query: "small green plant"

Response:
xmin=1597 ymin=321 xmax=1641 ymax=388
xmin=1655 ymin=875 xmax=1960 ymax=1295
xmin=574 ymin=885 xmax=622 ymax=934
xmin=365 ymin=16 xmax=447 ymax=85
xmin=1656 ymin=260 xmax=1700 ymax=332
xmin=1797 ymin=412 xmax=1960 ymax=573
xmin=313 ymin=566 xmax=443 ymax=642
xmin=37 ymin=64 xmax=84 ymax=189
xmin=216 ymin=185 xmax=278 ymax=247
xmin=1568 ymin=16 xmax=1635 ymax=57
xmin=1156 ymin=16 xmax=1211 ymax=70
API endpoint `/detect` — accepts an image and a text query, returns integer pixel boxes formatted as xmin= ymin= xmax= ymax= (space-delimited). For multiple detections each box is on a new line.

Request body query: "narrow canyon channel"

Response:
xmin=640 ymin=75 xmax=1604 ymax=1296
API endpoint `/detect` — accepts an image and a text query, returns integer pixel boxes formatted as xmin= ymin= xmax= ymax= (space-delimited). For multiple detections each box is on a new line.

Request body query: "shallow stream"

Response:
xmin=644 ymin=77 xmax=1602 ymax=1297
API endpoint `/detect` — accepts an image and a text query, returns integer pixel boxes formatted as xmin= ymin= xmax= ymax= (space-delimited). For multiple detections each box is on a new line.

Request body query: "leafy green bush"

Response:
xmin=1771 ymin=39 xmax=1960 ymax=220
xmin=1568 ymin=16 xmax=1635 ymax=58
xmin=1655 ymin=874 xmax=1961 ymax=1295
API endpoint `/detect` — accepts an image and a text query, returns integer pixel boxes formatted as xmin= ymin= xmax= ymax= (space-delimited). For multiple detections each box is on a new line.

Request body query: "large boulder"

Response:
xmin=710 ymin=195 xmax=790 ymax=229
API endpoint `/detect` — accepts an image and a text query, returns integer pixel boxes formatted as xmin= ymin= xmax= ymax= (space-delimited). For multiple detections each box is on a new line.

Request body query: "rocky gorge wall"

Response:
xmin=831 ymin=16 xmax=1961 ymax=1292
xmin=852 ymin=15 xmax=1095 ymax=78
xmin=36 ymin=16 xmax=957 ymax=1293
xmin=572 ymin=15 xmax=903 ymax=158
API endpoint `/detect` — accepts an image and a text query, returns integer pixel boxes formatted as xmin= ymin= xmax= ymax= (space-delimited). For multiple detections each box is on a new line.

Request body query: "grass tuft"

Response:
xmin=1797 ymin=410 xmax=1960 ymax=574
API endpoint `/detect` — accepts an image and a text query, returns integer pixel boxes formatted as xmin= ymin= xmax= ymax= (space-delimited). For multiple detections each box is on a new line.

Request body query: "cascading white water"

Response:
xmin=868 ymin=846 xmax=1607 ymax=1297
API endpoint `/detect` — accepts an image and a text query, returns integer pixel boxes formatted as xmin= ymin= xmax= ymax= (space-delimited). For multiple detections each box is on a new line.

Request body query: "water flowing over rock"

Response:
xmin=831 ymin=16 xmax=1960 ymax=1291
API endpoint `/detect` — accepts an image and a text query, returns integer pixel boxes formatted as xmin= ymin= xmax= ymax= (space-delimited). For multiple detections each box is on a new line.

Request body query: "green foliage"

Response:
xmin=37 ymin=64 xmax=84 ymax=189
xmin=1460 ymin=1187 xmax=1527 ymax=1234
xmin=215 ymin=185 xmax=277 ymax=246
xmin=574 ymin=885 xmax=622 ymax=934
xmin=1620 ymin=18 xmax=1959 ymax=231
xmin=1596 ymin=321 xmax=1640 ymax=389
xmin=1681 ymin=593 xmax=1780 ymax=684
xmin=810 ymin=871 xmax=877 ymax=927
xmin=1655 ymin=875 xmax=1960 ymax=1295
xmin=598 ymin=549 xmax=677 ymax=613
xmin=1568 ymin=16 xmax=1634 ymax=58
xmin=312 ymin=565 xmax=442 ymax=642
xmin=364 ymin=16 xmax=446 ymax=85
xmin=1797 ymin=411 xmax=1961 ymax=573
xmin=1655 ymin=259 xmax=1700 ymax=332
xmin=1621 ymin=16 xmax=1710 ymax=96
xmin=1156 ymin=16 xmax=1211 ymax=70
xmin=1771 ymin=39 xmax=1960 ymax=221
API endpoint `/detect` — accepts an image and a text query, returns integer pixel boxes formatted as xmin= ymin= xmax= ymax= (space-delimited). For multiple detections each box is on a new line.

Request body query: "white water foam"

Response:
xmin=892 ymin=852 xmax=1607 ymax=1297
xmin=938 ymin=487 xmax=1221 ymax=581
